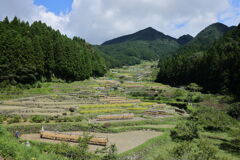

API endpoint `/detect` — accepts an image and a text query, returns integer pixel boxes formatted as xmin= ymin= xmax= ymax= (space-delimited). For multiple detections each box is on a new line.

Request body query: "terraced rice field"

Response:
xmin=2 ymin=61 xmax=184 ymax=159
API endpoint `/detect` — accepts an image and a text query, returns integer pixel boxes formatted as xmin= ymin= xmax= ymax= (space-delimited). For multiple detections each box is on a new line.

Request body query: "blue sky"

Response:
xmin=34 ymin=0 xmax=73 ymax=15
xmin=230 ymin=0 xmax=240 ymax=7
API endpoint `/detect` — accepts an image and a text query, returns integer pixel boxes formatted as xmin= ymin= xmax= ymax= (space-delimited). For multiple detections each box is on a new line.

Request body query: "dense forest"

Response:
xmin=97 ymin=27 xmax=189 ymax=68
xmin=0 ymin=17 xmax=107 ymax=85
xmin=156 ymin=23 xmax=240 ymax=96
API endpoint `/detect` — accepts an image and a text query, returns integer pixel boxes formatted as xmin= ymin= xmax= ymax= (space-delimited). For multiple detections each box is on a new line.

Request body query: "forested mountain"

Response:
xmin=156 ymin=23 xmax=240 ymax=96
xmin=98 ymin=24 xmax=229 ymax=68
xmin=172 ymin=23 xmax=230 ymax=56
xmin=102 ymin=27 xmax=177 ymax=45
xmin=97 ymin=27 xmax=181 ymax=67
xmin=0 ymin=17 xmax=107 ymax=85
xmin=177 ymin=34 xmax=193 ymax=45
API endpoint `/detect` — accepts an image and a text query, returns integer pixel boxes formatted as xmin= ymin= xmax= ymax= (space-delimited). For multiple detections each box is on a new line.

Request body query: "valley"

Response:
xmin=0 ymin=61 xmax=239 ymax=160
xmin=0 ymin=16 xmax=239 ymax=160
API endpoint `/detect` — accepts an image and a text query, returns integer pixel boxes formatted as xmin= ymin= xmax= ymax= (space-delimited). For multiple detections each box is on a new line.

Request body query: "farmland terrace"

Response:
xmin=1 ymin=61 xmax=236 ymax=160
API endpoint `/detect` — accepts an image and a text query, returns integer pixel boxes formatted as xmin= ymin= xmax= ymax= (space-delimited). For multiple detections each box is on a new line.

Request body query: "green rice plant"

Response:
xmin=79 ymin=103 xmax=134 ymax=109
xmin=127 ymin=107 xmax=148 ymax=111
xmin=138 ymin=102 xmax=156 ymax=106
xmin=79 ymin=108 xmax=124 ymax=114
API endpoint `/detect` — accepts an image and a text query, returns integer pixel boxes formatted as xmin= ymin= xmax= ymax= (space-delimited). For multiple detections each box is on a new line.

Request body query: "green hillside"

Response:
xmin=0 ymin=17 xmax=107 ymax=85
xmin=172 ymin=22 xmax=230 ymax=56
xmin=97 ymin=27 xmax=181 ymax=67
xmin=156 ymin=23 xmax=240 ymax=96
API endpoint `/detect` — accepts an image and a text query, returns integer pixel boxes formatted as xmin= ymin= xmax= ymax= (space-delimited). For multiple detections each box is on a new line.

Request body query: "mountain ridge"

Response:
xmin=102 ymin=27 xmax=178 ymax=45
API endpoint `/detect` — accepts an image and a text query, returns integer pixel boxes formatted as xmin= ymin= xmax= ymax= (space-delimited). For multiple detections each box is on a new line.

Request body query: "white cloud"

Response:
xmin=0 ymin=0 xmax=69 ymax=34
xmin=0 ymin=0 xmax=239 ymax=44
xmin=219 ymin=7 xmax=240 ymax=26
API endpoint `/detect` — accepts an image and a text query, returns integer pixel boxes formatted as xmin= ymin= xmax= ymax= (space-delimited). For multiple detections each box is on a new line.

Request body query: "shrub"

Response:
xmin=228 ymin=103 xmax=240 ymax=120
xmin=190 ymin=107 xmax=234 ymax=131
xmin=100 ymin=144 xmax=118 ymax=160
xmin=69 ymin=107 xmax=76 ymax=112
xmin=102 ymin=123 xmax=111 ymax=128
xmin=170 ymin=121 xmax=199 ymax=142
xmin=170 ymin=139 xmax=218 ymax=160
xmin=0 ymin=80 xmax=10 ymax=88
xmin=0 ymin=116 xmax=3 ymax=124
xmin=31 ymin=115 xmax=45 ymax=123
xmin=191 ymin=93 xmax=204 ymax=103
xmin=173 ymin=89 xmax=186 ymax=98
xmin=36 ymin=83 xmax=42 ymax=88
xmin=74 ymin=116 xmax=84 ymax=122
xmin=7 ymin=115 xmax=21 ymax=124
xmin=186 ymin=83 xmax=203 ymax=92
xmin=187 ymin=92 xmax=204 ymax=103
xmin=61 ymin=117 xmax=74 ymax=122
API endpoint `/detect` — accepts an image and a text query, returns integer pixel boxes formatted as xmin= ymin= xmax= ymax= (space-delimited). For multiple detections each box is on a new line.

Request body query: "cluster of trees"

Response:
xmin=156 ymin=23 xmax=240 ymax=96
xmin=0 ymin=17 xmax=107 ymax=85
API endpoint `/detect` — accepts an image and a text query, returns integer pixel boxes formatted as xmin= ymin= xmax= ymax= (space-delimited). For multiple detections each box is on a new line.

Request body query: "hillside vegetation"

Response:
xmin=0 ymin=17 xmax=107 ymax=86
xmin=171 ymin=23 xmax=230 ymax=56
xmin=156 ymin=23 xmax=240 ymax=95
xmin=97 ymin=27 xmax=186 ymax=68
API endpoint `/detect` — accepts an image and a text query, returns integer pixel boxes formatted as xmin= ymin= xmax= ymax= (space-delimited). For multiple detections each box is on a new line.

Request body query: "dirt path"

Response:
xmin=21 ymin=130 xmax=162 ymax=153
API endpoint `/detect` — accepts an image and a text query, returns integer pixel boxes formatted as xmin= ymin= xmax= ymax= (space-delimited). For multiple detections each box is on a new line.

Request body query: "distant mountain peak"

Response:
xmin=177 ymin=34 xmax=193 ymax=45
xmin=140 ymin=27 xmax=157 ymax=32
xmin=144 ymin=26 xmax=155 ymax=30
xmin=195 ymin=22 xmax=229 ymax=38
xmin=102 ymin=27 xmax=177 ymax=45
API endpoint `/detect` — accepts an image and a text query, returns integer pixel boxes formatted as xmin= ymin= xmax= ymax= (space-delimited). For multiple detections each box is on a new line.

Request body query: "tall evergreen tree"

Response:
xmin=0 ymin=17 xmax=107 ymax=85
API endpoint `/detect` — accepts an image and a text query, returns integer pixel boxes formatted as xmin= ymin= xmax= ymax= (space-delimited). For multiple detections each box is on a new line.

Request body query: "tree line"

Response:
xmin=0 ymin=17 xmax=107 ymax=85
xmin=156 ymin=24 xmax=240 ymax=96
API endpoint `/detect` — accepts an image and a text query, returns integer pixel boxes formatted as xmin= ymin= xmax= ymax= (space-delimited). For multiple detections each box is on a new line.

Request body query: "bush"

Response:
xmin=191 ymin=93 xmax=204 ymax=103
xmin=173 ymin=89 xmax=186 ymax=98
xmin=170 ymin=139 xmax=219 ymax=160
xmin=69 ymin=107 xmax=76 ymax=112
xmin=190 ymin=107 xmax=234 ymax=131
xmin=187 ymin=92 xmax=204 ymax=103
xmin=186 ymin=83 xmax=203 ymax=92
xmin=170 ymin=121 xmax=199 ymax=142
xmin=36 ymin=82 xmax=42 ymax=88
xmin=31 ymin=115 xmax=45 ymax=123
xmin=100 ymin=144 xmax=117 ymax=160
xmin=228 ymin=103 xmax=240 ymax=120
xmin=7 ymin=115 xmax=21 ymax=124
xmin=102 ymin=123 xmax=111 ymax=128
xmin=74 ymin=116 xmax=84 ymax=122
xmin=0 ymin=116 xmax=3 ymax=124
xmin=61 ymin=117 xmax=74 ymax=122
